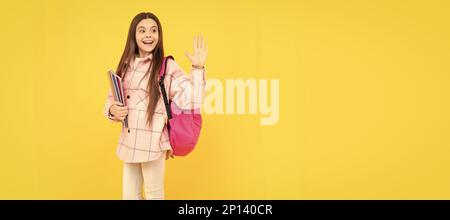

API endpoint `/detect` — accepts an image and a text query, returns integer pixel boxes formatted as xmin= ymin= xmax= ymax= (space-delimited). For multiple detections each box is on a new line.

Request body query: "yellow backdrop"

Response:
xmin=1 ymin=0 xmax=449 ymax=199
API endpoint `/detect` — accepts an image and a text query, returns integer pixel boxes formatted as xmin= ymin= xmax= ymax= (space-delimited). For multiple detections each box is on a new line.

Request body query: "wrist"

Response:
xmin=192 ymin=64 xmax=204 ymax=70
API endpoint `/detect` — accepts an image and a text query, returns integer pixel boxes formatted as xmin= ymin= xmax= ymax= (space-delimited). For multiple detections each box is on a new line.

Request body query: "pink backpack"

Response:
xmin=158 ymin=56 xmax=202 ymax=157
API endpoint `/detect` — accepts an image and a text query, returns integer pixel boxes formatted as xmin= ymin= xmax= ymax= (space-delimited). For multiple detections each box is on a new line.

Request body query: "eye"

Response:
xmin=152 ymin=29 xmax=157 ymax=33
xmin=139 ymin=29 xmax=145 ymax=33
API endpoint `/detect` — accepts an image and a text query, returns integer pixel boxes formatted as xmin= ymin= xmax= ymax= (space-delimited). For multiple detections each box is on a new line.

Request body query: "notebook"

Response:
xmin=107 ymin=69 xmax=128 ymax=128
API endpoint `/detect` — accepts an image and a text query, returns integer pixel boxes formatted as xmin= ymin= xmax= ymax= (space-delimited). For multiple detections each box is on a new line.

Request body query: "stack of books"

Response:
xmin=107 ymin=70 xmax=128 ymax=128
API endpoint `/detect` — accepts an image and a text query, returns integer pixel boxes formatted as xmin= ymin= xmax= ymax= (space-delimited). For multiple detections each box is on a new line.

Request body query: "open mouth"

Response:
xmin=143 ymin=40 xmax=154 ymax=45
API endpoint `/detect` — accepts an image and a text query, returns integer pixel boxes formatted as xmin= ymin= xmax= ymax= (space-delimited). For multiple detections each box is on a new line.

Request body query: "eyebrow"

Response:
xmin=137 ymin=25 xmax=157 ymax=29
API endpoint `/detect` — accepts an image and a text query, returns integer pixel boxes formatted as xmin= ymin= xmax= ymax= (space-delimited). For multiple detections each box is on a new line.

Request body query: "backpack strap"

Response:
xmin=159 ymin=56 xmax=174 ymax=120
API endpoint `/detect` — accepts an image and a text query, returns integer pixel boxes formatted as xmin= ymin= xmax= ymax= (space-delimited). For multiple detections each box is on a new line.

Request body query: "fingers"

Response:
xmin=192 ymin=35 xmax=208 ymax=52
xmin=198 ymin=35 xmax=203 ymax=50
xmin=189 ymin=34 xmax=207 ymax=64
xmin=113 ymin=117 xmax=125 ymax=122
xmin=116 ymin=107 xmax=128 ymax=114
xmin=113 ymin=114 xmax=127 ymax=121
xmin=112 ymin=101 xmax=123 ymax=106
xmin=111 ymin=103 xmax=128 ymax=117
xmin=111 ymin=115 xmax=121 ymax=121
xmin=193 ymin=35 xmax=198 ymax=53
xmin=113 ymin=107 xmax=128 ymax=115
xmin=193 ymin=35 xmax=205 ymax=52
xmin=116 ymin=111 xmax=128 ymax=117
xmin=112 ymin=102 xmax=127 ymax=110
xmin=116 ymin=105 xmax=128 ymax=111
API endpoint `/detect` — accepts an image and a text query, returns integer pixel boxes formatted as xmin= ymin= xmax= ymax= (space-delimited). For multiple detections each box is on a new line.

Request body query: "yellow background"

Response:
xmin=1 ymin=0 xmax=449 ymax=199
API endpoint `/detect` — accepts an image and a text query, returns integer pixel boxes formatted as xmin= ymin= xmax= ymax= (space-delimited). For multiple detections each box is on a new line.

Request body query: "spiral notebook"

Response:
xmin=107 ymin=70 xmax=128 ymax=128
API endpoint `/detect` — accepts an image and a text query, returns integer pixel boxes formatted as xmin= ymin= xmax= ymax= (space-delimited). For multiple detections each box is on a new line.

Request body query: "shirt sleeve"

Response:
xmin=165 ymin=59 xmax=206 ymax=110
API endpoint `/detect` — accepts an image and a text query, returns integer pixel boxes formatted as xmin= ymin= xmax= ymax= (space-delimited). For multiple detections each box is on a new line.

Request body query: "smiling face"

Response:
xmin=135 ymin=18 xmax=159 ymax=58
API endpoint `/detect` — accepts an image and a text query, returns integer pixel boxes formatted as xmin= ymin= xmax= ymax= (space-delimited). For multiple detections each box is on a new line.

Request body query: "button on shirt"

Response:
xmin=104 ymin=54 xmax=206 ymax=163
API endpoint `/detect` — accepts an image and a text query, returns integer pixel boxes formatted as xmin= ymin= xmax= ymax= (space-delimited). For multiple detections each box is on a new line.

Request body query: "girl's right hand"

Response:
xmin=109 ymin=101 xmax=128 ymax=121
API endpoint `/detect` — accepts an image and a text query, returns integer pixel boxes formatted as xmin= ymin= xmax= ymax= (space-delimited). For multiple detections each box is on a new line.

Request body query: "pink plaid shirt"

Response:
xmin=104 ymin=54 xmax=206 ymax=163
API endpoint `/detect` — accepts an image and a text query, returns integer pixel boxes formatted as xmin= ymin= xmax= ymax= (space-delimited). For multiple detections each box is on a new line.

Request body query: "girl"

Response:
xmin=103 ymin=12 xmax=207 ymax=200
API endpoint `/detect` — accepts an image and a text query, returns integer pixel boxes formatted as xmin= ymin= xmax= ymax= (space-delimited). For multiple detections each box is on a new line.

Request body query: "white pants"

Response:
xmin=122 ymin=153 xmax=166 ymax=200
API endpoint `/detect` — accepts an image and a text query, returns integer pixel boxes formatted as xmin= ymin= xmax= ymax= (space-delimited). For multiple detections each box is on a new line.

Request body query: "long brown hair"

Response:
xmin=116 ymin=12 xmax=164 ymax=126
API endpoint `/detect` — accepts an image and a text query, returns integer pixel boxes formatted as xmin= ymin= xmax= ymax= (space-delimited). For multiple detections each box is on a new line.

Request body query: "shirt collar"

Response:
xmin=135 ymin=53 xmax=153 ymax=62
